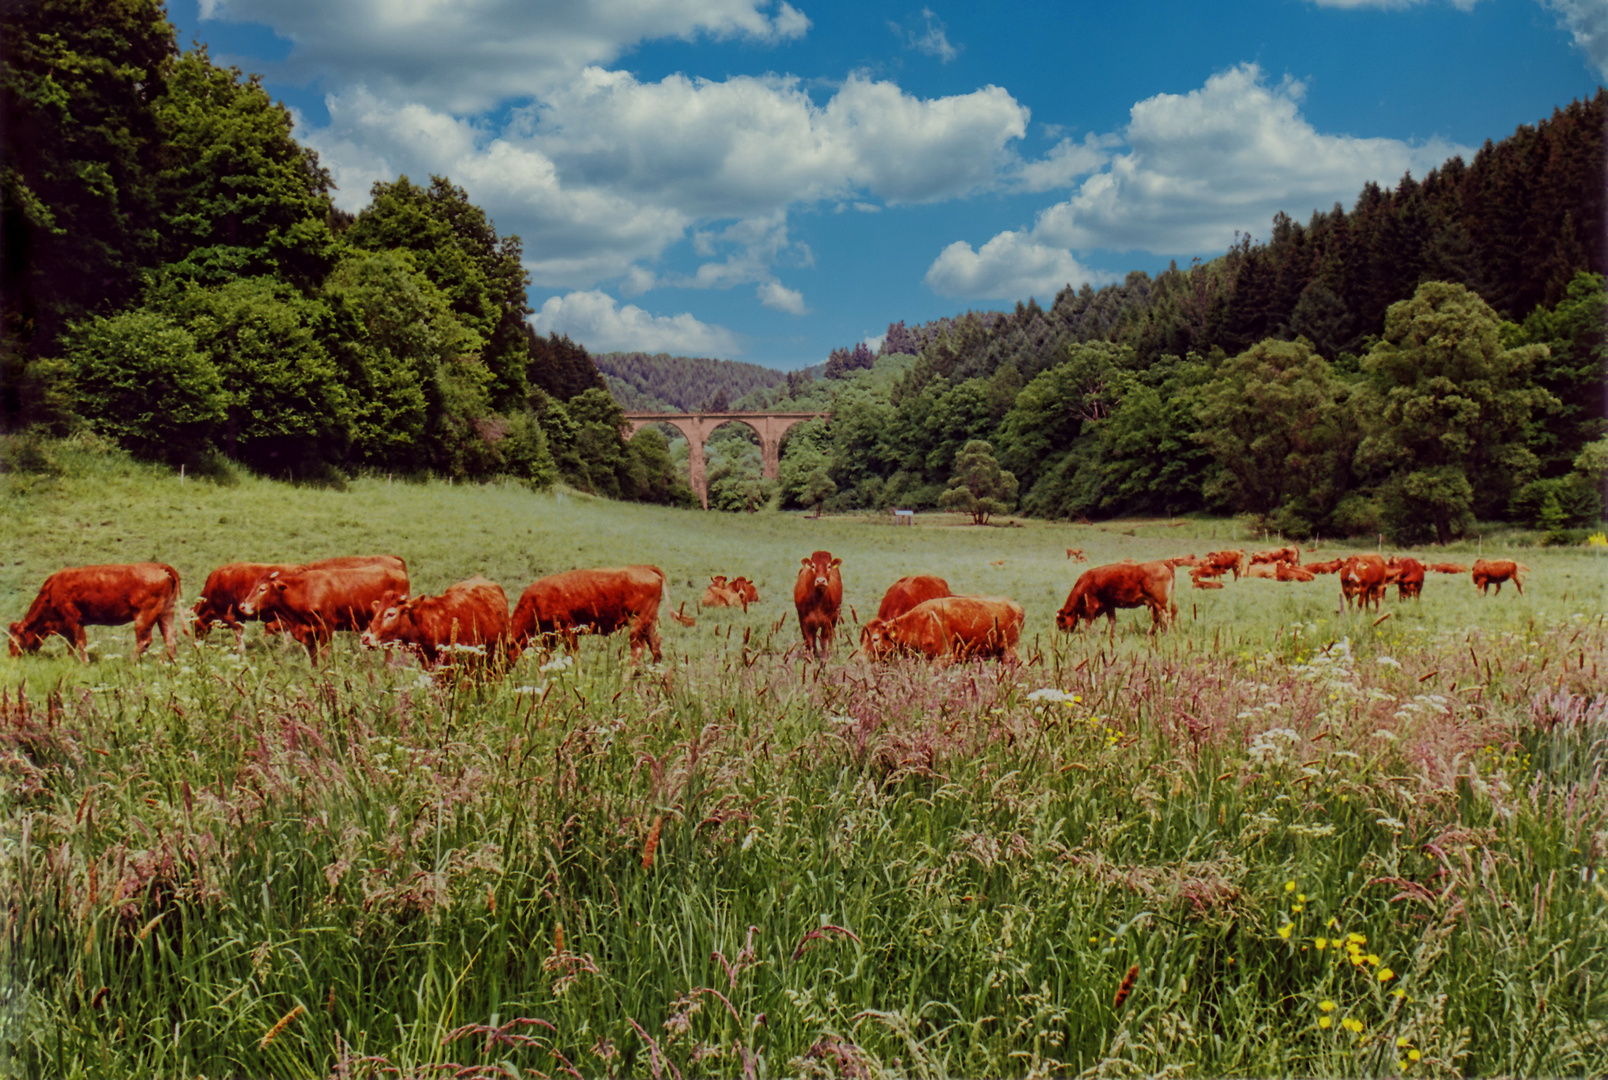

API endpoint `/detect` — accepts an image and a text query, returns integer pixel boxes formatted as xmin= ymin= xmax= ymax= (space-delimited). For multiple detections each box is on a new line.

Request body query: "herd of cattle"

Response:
xmin=6 ymin=544 xmax=1531 ymax=669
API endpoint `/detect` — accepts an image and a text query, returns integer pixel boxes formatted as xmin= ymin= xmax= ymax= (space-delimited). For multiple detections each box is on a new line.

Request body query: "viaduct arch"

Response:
xmin=623 ymin=411 xmax=830 ymax=510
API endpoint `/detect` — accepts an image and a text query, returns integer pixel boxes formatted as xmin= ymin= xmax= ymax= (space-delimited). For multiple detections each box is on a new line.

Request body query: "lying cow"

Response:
xmin=701 ymin=575 xmax=742 ymax=610
xmin=1250 ymin=546 xmax=1301 ymax=566
xmin=1305 ymin=558 xmax=1345 ymax=574
xmin=1242 ymin=562 xmax=1280 ymax=580
xmin=1339 ymin=554 xmax=1388 ymax=611
xmin=794 ymin=550 xmax=843 ymax=658
xmin=1471 ymin=559 xmax=1527 ymax=596
xmin=509 ymin=565 xmax=665 ymax=663
xmin=361 ymin=577 xmax=510 ymax=667
xmin=1427 ymin=562 xmax=1469 ymax=574
xmin=730 ymin=577 xmax=759 ymax=605
xmin=9 ymin=562 xmax=181 ymax=661
xmin=1275 ymin=562 xmax=1316 ymax=582
xmin=876 ymin=574 xmax=952 ymax=621
xmin=238 ymin=560 xmax=409 ymax=660
xmin=192 ymin=555 xmax=404 ymax=646
xmin=1057 ymin=560 xmax=1177 ymax=634
xmin=1200 ymin=550 xmax=1245 ymax=579
xmin=1386 ymin=556 xmax=1425 ymax=600
xmin=861 ymin=595 xmax=1024 ymax=664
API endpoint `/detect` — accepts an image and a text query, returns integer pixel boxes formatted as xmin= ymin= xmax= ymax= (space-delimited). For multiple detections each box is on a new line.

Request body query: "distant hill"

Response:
xmin=595 ymin=352 xmax=792 ymax=412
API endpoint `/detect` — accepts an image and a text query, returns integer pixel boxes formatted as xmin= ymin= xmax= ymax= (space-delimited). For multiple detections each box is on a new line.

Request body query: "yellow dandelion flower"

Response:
xmin=1318 ymin=1000 xmax=1337 ymax=1012
xmin=1408 ymin=1049 xmax=1421 ymax=1062
xmin=1315 ymin=937 xmax=1329 ymax=950
xmin=1391 ymin=988 xmax=1407 ymax=999
xmin=1348 ymin=932 xmax=1367 ymax=945
xmin=1318 ymin=1016 xmax=1333 ymax=1029
xmin=1278 ymin=922 xmax=1294 ymax=939
xmin=1397 ymin=1037 xmax=1410 ymax=1048
xmin=1342 ymin=1017 xmax=1364 ymax=1033
xmin=1285 ymin=881 xmax=1297 ymax=892
xmin=1378 ymin=967 xmax=1394 ymax=981
xmin=1366 ymin=953 xmax=1381 ymax=967
xmin=1297 ymin=893 xmax=1307 ymax=902
xmin=1292 ymin=904 xmax=1305 ymax=913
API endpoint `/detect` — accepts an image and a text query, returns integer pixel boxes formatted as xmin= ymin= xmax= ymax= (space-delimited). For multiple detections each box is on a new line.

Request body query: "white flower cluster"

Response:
xmin=539 ymin=654 xmax=574 ymax=674
xmin=1026 ymin=687 xmax=1073 ymax=703
xmin=1248 ymin=726 xmax=1300 ymax=766
xmin=1392 ymin=692 xmax=1450 ymax=723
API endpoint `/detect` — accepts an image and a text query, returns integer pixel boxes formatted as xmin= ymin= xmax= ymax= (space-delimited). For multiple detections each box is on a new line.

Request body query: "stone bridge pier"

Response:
xmin=622 ymin=411 xmax=830 ymax=509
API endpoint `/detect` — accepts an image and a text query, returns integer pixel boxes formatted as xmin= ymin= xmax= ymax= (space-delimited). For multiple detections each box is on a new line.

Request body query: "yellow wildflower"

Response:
xmin=1397 ymin=1037 xmax=1410 ymax=1048
xmin=1278 ymin=922 xmax=1294 ymax=939
xmin=1408 ymin=1049 xmax=1421 ymax=1062
xmin=1318 ymin=1000 xmax=1337 ymax=1012
xmin=1315 ymin=936 xmax=1329 ymax=950
xmin=1318 ymin=1016 xmax=1333 ymax=1029
xmin=1378 ymin=967 xmax=1395 ymax=981
xmin=1285 ymin=881 xmax=1297 ymax=892
xmin=1342 ymin=1017 xmax=1364 ymax=1033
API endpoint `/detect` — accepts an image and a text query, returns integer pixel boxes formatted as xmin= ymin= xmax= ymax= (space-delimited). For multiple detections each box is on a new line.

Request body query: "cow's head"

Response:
xmin=237 ymin=572 xmax=285 ymax=617
xmin=858 ymin=618 xmax=897 ymax=660
xmin=8 ymin=621 xmax=39 ymax=657
xmin=190 ymin=596 xmax=218 ymax=638
xmin=800 ymin=552 xmax=841 ymax=591
xmin=361 ymin=591 xmax=413 ymax=649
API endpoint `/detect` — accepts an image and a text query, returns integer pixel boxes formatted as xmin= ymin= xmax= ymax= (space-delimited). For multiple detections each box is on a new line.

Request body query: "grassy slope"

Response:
xmin=2 ymin=449 xmax=1606 ymax=1078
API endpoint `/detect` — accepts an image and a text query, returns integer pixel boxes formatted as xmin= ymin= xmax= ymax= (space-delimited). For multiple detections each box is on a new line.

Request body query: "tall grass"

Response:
xmin=2 ymin=448 xmax=1606 ymax=1077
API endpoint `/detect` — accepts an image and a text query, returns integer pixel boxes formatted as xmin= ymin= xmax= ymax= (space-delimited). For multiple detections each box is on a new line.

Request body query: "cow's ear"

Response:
xmin=830 ymin=558 xmax=842 ymax=569
xmin=800 ymin=557 xmax=811 ymax=568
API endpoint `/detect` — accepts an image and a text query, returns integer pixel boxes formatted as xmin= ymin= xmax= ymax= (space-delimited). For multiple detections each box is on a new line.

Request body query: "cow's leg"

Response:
xmin=158 ymin=609 xmax=177 ymax=660
xmin=1512 ymin=577 xmax=1523 ymax=595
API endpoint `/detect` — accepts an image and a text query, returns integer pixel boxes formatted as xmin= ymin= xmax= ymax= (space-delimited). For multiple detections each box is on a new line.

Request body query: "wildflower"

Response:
xmin=1397 ymin=1037 xmax=1410 ymax=1048
xmin=1318 ymin=1001 xmax=1337 ymax=1012
xmin=1315 ymin=937 xmax=1329 ymax=951
xmin=1377 ymin=967 xmax=1394 ymax=981
xmin=1408 ymin=1049 xmax=1421 ymax=1062
xmin=1278 ymin=922 xmax=1294 ymax=939
xmin=1366 ymin=953 xmax=1381 ymax=967
xmin=1341 ymin=1017 xmax=1364 ymax=1033
xmin=1318 ymin=1016 xmax=1333 ymax=1029
xmin=1285 ymin=881 xmax=1297 ymax=892
xmin=1347 ymin=933 xmax=1367 ymax=945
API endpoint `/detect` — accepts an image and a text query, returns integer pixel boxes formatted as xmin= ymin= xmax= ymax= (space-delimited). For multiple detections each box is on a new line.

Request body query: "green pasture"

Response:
xmin=2 ymin=448 xmax=1606 ymax=1078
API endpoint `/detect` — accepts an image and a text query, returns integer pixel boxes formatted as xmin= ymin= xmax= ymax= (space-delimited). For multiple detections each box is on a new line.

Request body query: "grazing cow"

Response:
xmin=192 ymin=555 xmax=404 ymax=646
xmin=730 ymin=577 xmax=760 ymax=605
xmin=1276 ymin=562 xmax=1316 ymax=583
xmin=1201 ymin=550 xmax=1245 ymax=579
xmin=9 ymin=563 xmax=180 ymax=661
xmin=1471 ymin=559 xmax=1527 ymax=596
xmin=1250 ymin=546 xmax=1301 ymax=566
xmin=1339 ymin=554 xmax=1388 ymax=611
xmin=701 ymin=575 xmax=743 ymax=610
xmin=793 ymin=550 xmax=844 ymax=657
xmin=875 ymin=574 xmax=952 ymax=621
xmin=1305 ymin=558 xmax=1345 ymax=575
xmin=1065 ymin=548 xmax=1087 ymax=562
xmin=861 ymin=595 xmax=1024 ymax=664
xmin=238 ymin=561 xmax=409 ymax=660
xmin=1162 ymin=554 xmax=1199 ymax=568
xmin=1057 ymin=560 xmax=1177 ymax=634
xmin=509 ymin=565 xmax=665 ymax=662
xmin=1428 ymin=562 xmax=1469 ymax=574
xmin=361 ymin=577 xmax=510 ymax=667
xmin=1386 ymin=556 xmax=1425 ymax=601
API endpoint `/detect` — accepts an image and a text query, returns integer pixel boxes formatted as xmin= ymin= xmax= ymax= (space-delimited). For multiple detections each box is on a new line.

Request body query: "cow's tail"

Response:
xmin=159 ymin=564 xmax=182 ymax=610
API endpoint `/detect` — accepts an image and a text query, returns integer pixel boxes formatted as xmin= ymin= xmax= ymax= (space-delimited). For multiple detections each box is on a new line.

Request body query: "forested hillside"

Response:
xmin=729 ymin=93 xmax=1606 ymax=542
xmin=0 ymin=0 xmax=694 ymax=506
xmin=594 ymin=352 xmax=794 ymax=412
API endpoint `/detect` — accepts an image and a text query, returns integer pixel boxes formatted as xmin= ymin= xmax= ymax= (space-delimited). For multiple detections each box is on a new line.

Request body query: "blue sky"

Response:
xmin=171 ymin=0 xmax=1606 ymax=370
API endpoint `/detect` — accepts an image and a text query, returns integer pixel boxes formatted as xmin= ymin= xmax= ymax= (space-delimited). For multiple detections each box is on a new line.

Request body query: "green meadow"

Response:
xmin=2 ymin=445 xmax=1606 ymax=1078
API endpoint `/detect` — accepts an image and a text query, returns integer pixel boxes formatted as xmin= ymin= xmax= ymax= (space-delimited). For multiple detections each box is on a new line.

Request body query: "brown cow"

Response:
xmin=361 ymin=577 xmax=510 ymax=667
xmin=875 ymin=574 xmax=952 ymax=620
xmin=1242 ymin=562 xmax=1279 ymax=579
xmin=1305 ymin=558 xmax=1345 ymax=574
xmin=861 ymin=595 xmax=1024 ymax=664
xmin=1250 ymin=546 xmax=1301 ymax=566
xmin=509 ymin=566 xmax=665 ymax=662
xmin=9 ymin=563 xmax=180 ymax=661
xmin=1427 ymin=562 xmax=1469 ymax=574
xmin=238 ymin=560 xmax=409 ymax=660
xmin=1190 ymin=575 xmax=1225 ymax=590
xmin=701 ymin=575 xmax=742 ymax=610
xmin=1339 ymin=554 xmax=1388 ymax=611
xmin=192 ymin=555 xmax=405 ymax=646
xmin=1386 ymin=556 xmax=1425 ymax=601
xmin=729 ymin=577 xmax=759 ymax=605
xmin=1065 ymin=548 xmax=1087 ymax=562
xmin=1201 ymin=550 xmax=1245 ymax=579
xmin=1471 ymin=559 xmax=1527 ymax=595
xmin=1276 ymin=562 xmax=1316 ymax=583
xmin=1057 ymin=560 xmax=1177 ymax=634
xmin=794 ymin=550 xmax=843 ymax=657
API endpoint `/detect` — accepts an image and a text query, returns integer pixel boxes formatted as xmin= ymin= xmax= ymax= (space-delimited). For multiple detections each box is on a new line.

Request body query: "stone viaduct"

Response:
xmin=622 ymin=411 xmax=829 ymax=510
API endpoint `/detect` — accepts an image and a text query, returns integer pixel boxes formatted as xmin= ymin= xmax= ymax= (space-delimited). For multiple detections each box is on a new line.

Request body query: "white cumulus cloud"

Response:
xmin=1541 ymin=0 xmax=1608 ymax=78
xmin=757 ymin=281 xmax=808 ymax=314
xmin=531 ymin=291 xmax=741 ymax=357
xmin=925 ymin=231 xmax=1110 ymax=300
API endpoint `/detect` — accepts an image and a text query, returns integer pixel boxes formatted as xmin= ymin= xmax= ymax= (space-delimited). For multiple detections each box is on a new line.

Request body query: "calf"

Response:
xmin=861 ymin=595 xmax=1024 ymax=664
xmin=1057 ymin=560 xmax=1177 ymax=634
xmin=362 ymin=577 xmax=510 ymax=667
xmin=238 ymin=561 xmax=408 ymax=660
xmin=1275 ymin=561 xmax=1316 ymax=583
xmin=10 ymin=563 xmax=180 ymax=661
xmin=793 ymin=551 xmax=844 ymax=657
xmin=509 ymin=565 xmax=665 ymax=662
xmin=875 ymin=574 xmax=952 ymax=621
xmin=701 ymin=575 xmax=743 ymax=610
xmin=729 ymin=577 xmax=760 ymax=605
xmin=1201 ymin=550 xmax=1245 ymax=579
xmin=1339 ymin=554 xmax=1388 ymax=611
xmin=1065 ymin=548 xmax=1087 ymax=562
xmin=1386 ymin=556 xmax=1425 ymax=601
xmin=1471 ymin=559 xmax=1527 ymax=596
